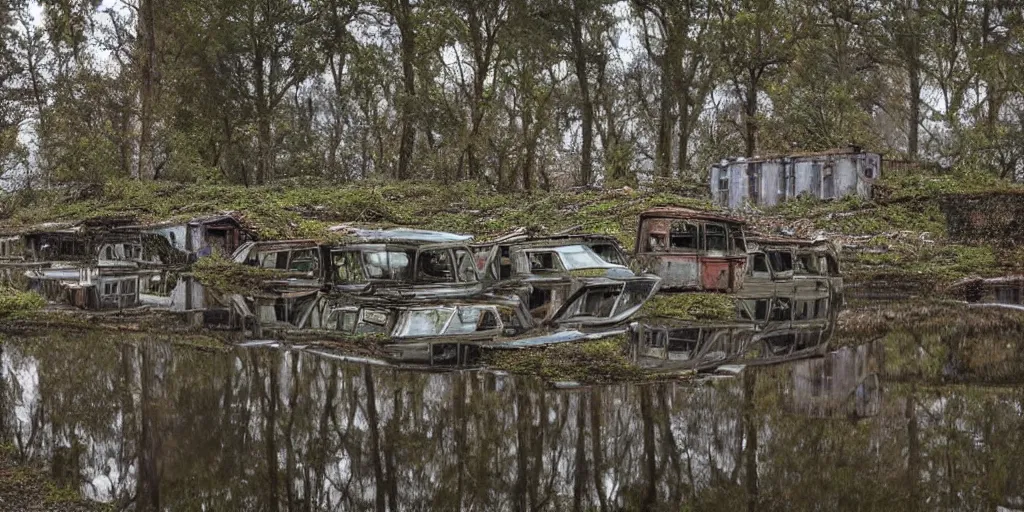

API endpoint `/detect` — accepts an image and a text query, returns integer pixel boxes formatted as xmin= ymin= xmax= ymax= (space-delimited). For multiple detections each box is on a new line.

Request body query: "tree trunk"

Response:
xmin=137 ymin=0 xmax=157 ymax=180
xmin=396 ymin=0 xmax=417 ymax=180
xmin=744 ymin=69 xmax=758 ymax=158
xmin=570 ymin=1 xmax=593 ymax=186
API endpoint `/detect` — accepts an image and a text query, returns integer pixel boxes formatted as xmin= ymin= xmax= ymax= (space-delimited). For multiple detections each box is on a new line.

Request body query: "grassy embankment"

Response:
xmin=761 ymin=169 xmax=1023 ymax=290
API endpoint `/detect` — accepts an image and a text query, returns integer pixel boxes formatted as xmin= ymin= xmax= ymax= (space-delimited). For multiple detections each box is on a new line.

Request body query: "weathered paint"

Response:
xmin=711 ymin=149 xmax=881 ymax=209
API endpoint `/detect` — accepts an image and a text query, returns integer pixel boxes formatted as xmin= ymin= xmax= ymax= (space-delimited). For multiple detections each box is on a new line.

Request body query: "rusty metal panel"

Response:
xmin=701 ymin=259 xmax=733 ymax=291
xmin=655 ymin=255 xmax=699 ymax=289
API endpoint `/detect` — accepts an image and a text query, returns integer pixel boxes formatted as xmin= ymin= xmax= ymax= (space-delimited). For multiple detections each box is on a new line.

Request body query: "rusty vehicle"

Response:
xmin=633 ymin=207 xmax=747 ymax=292
xmin=742 ymin=236 xmax=843 ymax=306
xmin=124 ymin=214 xmax=253 ymax=260
xmin=473 ymin=233 xmax=661 ymax=326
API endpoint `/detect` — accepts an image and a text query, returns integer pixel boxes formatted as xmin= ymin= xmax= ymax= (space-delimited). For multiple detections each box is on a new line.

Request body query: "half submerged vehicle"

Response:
xmin=743 ymin=235 xmax=843 ymax=306
xmin=473 ymin=231 xmax=661 ymax=327
xmin=634 ymin=207 xmax=747 ymax=292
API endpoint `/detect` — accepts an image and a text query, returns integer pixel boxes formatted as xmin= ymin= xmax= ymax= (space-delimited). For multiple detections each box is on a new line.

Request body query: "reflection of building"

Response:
xmin=711 ymin=147 xmax=881 ymax=209
xmin=788 ymin=343 xmax=882 ymax=419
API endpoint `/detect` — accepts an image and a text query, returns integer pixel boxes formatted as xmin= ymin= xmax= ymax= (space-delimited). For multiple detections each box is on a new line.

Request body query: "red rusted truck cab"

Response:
xmin=634 ymin=207 xmax=747 ymax=292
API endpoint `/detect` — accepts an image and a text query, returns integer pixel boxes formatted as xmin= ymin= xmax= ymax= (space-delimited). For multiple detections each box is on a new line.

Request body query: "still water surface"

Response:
xmin=1 ymin=332 xmax=1022 ymax=511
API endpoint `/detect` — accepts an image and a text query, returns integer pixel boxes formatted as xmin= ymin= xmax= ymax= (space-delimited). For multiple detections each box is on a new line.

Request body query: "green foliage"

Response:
xmin=638 ymin=293 xmax=736 ymax=322
xmin=0 ymin=287 xmax=46 ymax=317
xmin=486 ymin=337 xmax=644 ymax=384
xmin=191 ymin=255 xmax=295 ymax=295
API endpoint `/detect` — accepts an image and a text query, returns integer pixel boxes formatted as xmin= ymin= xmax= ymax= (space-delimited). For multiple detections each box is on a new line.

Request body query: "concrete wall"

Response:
xmin=711 ymin=152 xmax=881 ymax=209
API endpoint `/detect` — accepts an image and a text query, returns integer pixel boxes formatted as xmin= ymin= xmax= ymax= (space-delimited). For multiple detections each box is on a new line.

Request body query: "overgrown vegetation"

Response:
xmin=638 ymin=293 xmax=736 ymax=322
xmin=0 ymin=179 xmax=714 ymax=248
xmin=191 ymin=255 xmax=299 ymax=294
xmin=486 ymin=337 xmax=645 ymax=384
xmin=0 ymin=287 xmax=46 ymax=317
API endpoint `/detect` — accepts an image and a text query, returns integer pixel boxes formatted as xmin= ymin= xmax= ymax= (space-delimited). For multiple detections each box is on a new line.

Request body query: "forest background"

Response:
xmin=0 ymin=0 xmax=1022 ymax=193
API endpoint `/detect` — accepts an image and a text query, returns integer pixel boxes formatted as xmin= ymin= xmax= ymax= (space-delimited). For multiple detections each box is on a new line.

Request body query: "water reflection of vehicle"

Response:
xmin=228 ymin=291 xmax=627 ymax=364
xmin=787 ymin=342 xmax=882 ymax=419
xmin=24 ymin=267 xmax=144 ymax=310
xmin=633 ymin=207 xmax=748 ymax=292
xmin=948 ymin=275 xmax=1024 ymax=308
xmin=631 ymin=288 xmax=839 ymax=373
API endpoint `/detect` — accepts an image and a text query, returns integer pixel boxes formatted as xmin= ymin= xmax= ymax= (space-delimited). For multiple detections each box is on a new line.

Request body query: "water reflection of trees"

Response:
xmin=1 ymin=335 xmax=1022 ymax=511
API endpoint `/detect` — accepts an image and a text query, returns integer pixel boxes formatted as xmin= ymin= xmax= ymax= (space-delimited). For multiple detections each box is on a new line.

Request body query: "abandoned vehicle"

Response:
xmin=0 ymin=224 xmax=178 ymax=267
xmin=231 ymin=239 xmax=324 ymax=289
xmin=473 ymin=233 xmax=661 ymax=326
xmin=324 ymin=227 xmax=483 ymax=299
xmin=634 ymin=207 xmax=747 ymax=292
xmin=228 ymin=289 xmax=632 ymax=364
xmin=742 ymin=236 xmax=843 ymax=306
xmin=711 ymin=147 xmax=881 ymax=209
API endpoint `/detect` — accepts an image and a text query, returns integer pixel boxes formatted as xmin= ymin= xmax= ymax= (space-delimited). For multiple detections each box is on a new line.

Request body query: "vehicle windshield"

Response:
xmin=362 ymin=249 xmax=415 ymax=280
xmin=554 ymin=245 xmax=617 ymax=270
xmin=396 ymin=307 xmax=455 ymax=337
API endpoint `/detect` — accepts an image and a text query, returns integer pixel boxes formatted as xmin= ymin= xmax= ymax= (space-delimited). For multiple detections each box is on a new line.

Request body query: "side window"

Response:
xmin=499 ymin=246 xmax=512 ymax=279
xmin=750 ymin=253 xmax=770 ymax=277
xmin=288 ymin=249 xmax=320 ymax=273
xmin=332 ymin=251 xmax=366 ymax=283
xmin=259 ymin=251 xmax=288 ymax=269
xmin=528 ymin=251 xmax=561 ymax=273
xmin=669 ymin=222 xmax=699 ymax=250
xmin=454 ymin=249 xmax=478 ymax=282
xmin=647 ymin=233 xmax=668 ymax=252
xmin=705 ymin=224 xmax=728 ymax=252
xmin=417 ymin=249 xmax=456 ymax=282
xmin=768 ymin=251 xmax=793 ymax=274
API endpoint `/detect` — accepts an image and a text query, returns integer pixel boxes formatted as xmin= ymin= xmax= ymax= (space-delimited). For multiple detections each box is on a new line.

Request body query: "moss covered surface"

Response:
xmin=191 ymin=255 xmax=298 ymax=294
xmin=485 ymin=337 xmax=645 ymax=384
xmin=836 ymin=300 xmax=1024 ymax=384
xmin=0 ymin=179 xmax=715 ymax=248
xmin=638 ymin=293 xmax=736 ymax=322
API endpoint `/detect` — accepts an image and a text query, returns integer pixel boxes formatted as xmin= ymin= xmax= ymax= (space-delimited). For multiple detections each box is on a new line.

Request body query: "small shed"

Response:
xmin=711 ymin=147 xmax=881 ymax=209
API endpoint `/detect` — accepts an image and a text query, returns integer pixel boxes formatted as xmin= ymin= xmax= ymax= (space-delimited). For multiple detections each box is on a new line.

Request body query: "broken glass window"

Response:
xmin=555 ymin=245 xmax=611 ymax=270
xmin=705 ymin=224 xmax=728 ymax=251
xmin=288 ymin=249 xmax=320 ymax=273
xmin=332 ymin=251 xmax=367 ymax=283
xmin=670 ymin=222 xmax=699 ymax=250
xmin=417 ymin=249 xmax=456 ymax=283
xmin=454 ymin=249 xmax=479 ymax=282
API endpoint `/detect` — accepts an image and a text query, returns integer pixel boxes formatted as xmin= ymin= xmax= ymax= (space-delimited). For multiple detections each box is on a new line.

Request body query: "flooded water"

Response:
xmin=2 ymin=330 xmax=1023 ymax=511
